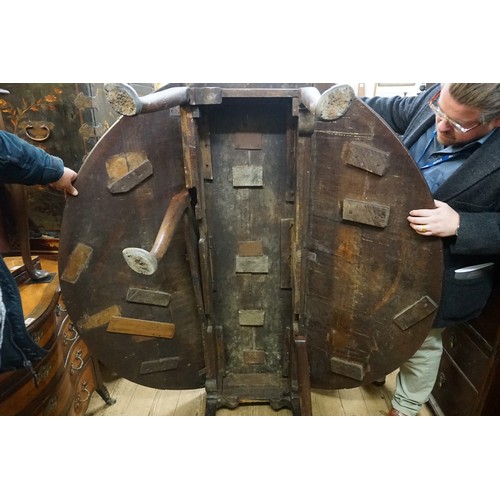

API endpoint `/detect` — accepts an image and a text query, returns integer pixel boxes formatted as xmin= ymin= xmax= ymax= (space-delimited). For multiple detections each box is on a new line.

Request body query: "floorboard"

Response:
xmin=87 ymin=365 xmax=433 ymax=417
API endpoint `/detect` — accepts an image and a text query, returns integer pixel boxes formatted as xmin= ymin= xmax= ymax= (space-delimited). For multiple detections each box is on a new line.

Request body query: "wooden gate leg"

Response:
xmin=294 ymin=332 xmax=312 ymax=416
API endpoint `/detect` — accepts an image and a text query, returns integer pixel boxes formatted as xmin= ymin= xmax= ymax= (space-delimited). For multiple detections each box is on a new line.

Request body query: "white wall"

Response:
xmin=348 ymin=82 xmax=426 ymax=97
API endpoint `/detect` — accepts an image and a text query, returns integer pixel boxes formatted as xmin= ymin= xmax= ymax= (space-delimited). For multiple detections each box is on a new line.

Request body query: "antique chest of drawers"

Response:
xmin=0 ymin=256 xmax=108 ymax=416
xmin=430 ymin=275 xmax=500 ymax=415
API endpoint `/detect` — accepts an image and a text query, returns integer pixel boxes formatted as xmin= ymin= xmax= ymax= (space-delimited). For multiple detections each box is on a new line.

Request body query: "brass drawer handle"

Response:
xmin=57 ymin=303 xmax=68 ymax=315
xmin=63 ymin=323 xmax=79 ymax=344
xmin=78 ymin=381 xmax=91 ymax=403
xmin=35 ymin=362 xmax=52 ymax=385
xmin=32 ymin=329 xmax=43 ymax=344
xmin=438 ymin=372 xmax=446 ymax=389
xmin=43 ymin=395 xmax=58 ymax=415
xmin=449 ymin=334 xmax=457 ymax=350
xmin=25 ymin=124 xmax=51 ymax=142
xmin=75 ymin=381 xmax=91 ymax=410
xmin=70 ymin=349 xmax=84 ymax=373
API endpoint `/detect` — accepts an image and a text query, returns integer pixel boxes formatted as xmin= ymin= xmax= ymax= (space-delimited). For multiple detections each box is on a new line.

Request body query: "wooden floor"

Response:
xmin=86 ymin=365 xmax=433 ymax=416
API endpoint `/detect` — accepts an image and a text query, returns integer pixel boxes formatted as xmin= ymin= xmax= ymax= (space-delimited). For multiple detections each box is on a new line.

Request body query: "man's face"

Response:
xmin=435 ymin=84 xmax=498 ymax=146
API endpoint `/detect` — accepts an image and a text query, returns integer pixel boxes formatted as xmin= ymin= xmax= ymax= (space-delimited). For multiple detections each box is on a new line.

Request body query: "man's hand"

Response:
xmin=407 ymin=199 xmax=460 ymax=237
xmin=50 ymin=167 xmax=78 ymax=197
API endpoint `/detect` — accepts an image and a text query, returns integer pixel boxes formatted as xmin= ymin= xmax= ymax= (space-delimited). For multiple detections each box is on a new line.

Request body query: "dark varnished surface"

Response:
xmin=302 ymin=99 xmax=442 ymax=388
xmin=58 ymin=85 xmax=442 ymax=397
xmin=59 ymin=109 xmax=206 ymax=390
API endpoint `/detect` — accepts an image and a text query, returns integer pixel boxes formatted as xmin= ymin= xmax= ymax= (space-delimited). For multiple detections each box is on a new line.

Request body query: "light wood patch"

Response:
xmin=107 ymin=316 xmax=175 ymax=338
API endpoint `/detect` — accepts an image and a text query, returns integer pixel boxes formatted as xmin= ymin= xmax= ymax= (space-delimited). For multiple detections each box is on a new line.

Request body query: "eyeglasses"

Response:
xmin=428 ymin=91 xmax=483 ymax=134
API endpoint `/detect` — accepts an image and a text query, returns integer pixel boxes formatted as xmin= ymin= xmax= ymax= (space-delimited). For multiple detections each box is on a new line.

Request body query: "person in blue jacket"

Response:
xmin=364 ymin=83 xmax=500 ymax=415
xmin=0 ymin=129 xmax=78 ymax=373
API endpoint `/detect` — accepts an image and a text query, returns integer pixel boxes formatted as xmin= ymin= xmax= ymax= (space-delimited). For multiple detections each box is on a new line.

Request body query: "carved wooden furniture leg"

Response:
xmin=104 ymin=83 xmax=190 ymax=116
xmin=122 ymin=189 xmax=191 ymax=275
xmin=300 ymin=84 xmax=355 ymax=121
xmin=9 ymin=184 xmax=51 ymax=281
xmin=205 ymin=397 xmax=218 ymax=416
xmin=92 ymin=360 xmax=116 ymax=406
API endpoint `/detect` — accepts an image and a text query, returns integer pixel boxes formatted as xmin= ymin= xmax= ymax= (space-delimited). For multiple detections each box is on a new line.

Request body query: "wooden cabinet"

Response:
xmin=429 ymin=277 xmax=500 ymax=415
xmin=0 ymin=256 xmax=113 ymax=415
xmin=59 ymin=313 xmax=96 ymax=415
xmin=0 ymin=83 xmax=124 ymax=414
xmin=0 ymin=83 xmax=156 ymax=250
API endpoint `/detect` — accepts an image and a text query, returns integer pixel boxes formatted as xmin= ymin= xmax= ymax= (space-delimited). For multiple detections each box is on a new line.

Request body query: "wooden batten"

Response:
xmin=107 ymin=316 xmax=175 ymax=339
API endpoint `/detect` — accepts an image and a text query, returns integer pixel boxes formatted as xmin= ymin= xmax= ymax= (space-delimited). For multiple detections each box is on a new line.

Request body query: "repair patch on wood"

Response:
xmin=78 ymin=305 xmax=121 ymax=331
xmin=239 ymin=309 xmax=265 ymax=326
xmin=342 ymin=198 xmax=391 ymax=228
xmin=107 ymin=159 xmax=153 ymax=194
xmin=330 ymin=356 xmax=366 ymax=381
xmin=341 ymin=141 xmax=391 ymax=176
xmin=126 ymin=287 xmax=171 ymax=307
xmin=105 ymin=151 xmax=152 ymax=193
xmin=107 ymin=316 xmax=175 ymax=338
xmin=106 ymin=151 xmax=147 ymax=179
xmin=139 ymin=357 xmax=179 ymax=374
xmin=232 ymin=165 xmax=263 ymax=187
xmin=233 ymin=132 xmax=262 ymax=150
xmin=243 ymin=350 xmax=266 ymax=364
xmin=61 ymin=242 xmax=93 ymax=284
xmin=235 ymin=255 xmax=269 ymax=273
xmin=239 ymin=240 xmax=263 ymax=257
xmin=393 ymin=296 xmax=438 ymax=331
